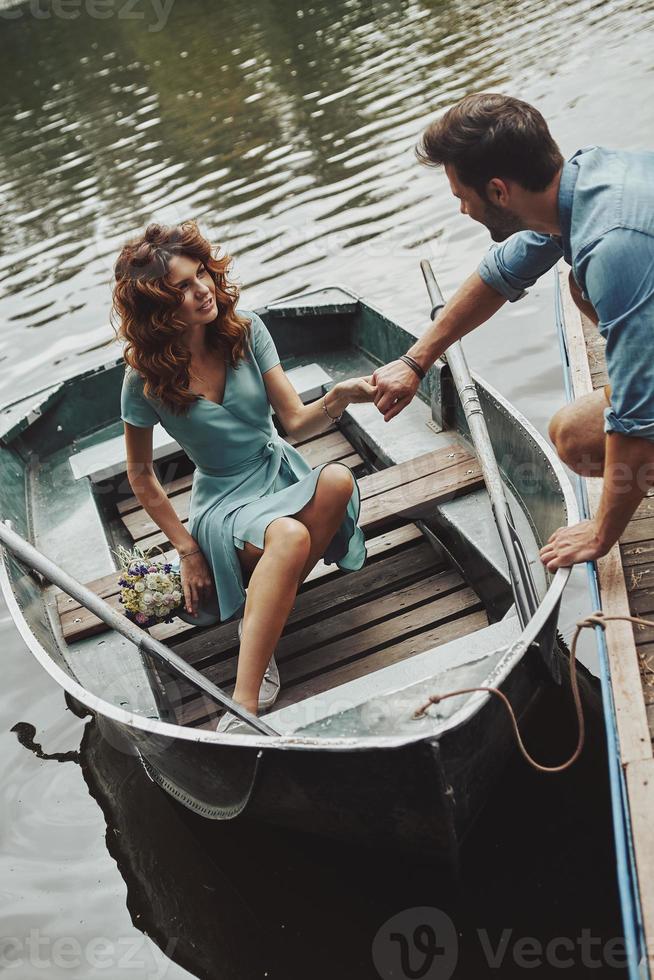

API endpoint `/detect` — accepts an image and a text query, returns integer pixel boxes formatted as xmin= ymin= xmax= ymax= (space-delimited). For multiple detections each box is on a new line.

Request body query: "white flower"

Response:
xmin=145 ymin=573 xmax=160 ymax=590
xmin=142 ymin=591 xmax=155 ymax=606
xmin=134 ymin=581 xmax=146 ymax=593
xmin=172 ymin=590 xmax=181 ymax=603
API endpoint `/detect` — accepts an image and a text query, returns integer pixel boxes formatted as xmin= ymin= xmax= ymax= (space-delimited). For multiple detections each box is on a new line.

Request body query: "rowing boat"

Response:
xmin=0 ymin=286 xmax=576 ymax=863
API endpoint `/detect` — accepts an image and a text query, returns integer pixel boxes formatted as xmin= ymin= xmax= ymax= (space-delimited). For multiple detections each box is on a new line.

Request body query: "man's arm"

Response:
xmin=541 ymin=431 xmax=654 ymax=570
xmin=541 ymin=228 xmax=654 ymax=568
xmin=372 ymin=272 xmax=507 ymax=421
xmin=373 ymin=231 xmax=564 ymax=421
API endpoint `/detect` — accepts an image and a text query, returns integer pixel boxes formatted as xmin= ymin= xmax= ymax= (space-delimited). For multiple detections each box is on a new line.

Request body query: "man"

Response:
xmin=371 ymin=93 xmax=654 ymax=571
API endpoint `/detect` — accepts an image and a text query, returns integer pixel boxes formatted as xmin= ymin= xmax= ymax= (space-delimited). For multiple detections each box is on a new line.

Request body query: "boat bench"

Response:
xmin=55 ymin=426 xmax=483 ymax=647
xmin=68 ymin=363 xmax=335 ymax=484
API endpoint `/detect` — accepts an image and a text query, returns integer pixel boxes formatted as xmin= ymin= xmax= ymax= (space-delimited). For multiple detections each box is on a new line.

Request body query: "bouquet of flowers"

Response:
xmin=115 ymin=545 xmax=184 ymax=628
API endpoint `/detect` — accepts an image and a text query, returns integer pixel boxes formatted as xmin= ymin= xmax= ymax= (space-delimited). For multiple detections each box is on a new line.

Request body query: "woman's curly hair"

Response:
xmin=111 ymin=220 xmax=251 ymax=414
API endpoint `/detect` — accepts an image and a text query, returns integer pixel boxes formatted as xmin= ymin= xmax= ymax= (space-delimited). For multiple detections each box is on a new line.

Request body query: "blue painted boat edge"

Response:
xmin=554 ymin=271 xmax=648 ymax=979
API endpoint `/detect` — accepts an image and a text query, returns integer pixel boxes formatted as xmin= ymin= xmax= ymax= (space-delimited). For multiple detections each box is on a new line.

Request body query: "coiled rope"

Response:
xmin=412 ymin=611 xmax=653 ymax=773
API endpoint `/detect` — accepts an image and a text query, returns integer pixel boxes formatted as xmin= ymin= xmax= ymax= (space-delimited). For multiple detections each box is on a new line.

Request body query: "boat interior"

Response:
xmin=2 ymin=292 xmax=558 ymax=739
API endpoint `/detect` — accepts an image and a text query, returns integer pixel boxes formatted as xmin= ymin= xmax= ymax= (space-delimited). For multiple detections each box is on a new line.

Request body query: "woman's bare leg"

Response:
xmin=292 ymin=463 xmax=355 ymax=582
xmin=232 ymin=517 xmax=310 ymax=713
xmin=232 ymin=463 xmax=355 ymax=712
xmin=236 ymin=462 xmax=355 ymax=586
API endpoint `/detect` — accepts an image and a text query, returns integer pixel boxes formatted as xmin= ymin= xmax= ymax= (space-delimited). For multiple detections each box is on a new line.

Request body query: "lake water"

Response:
xmin=1 ymin=0 xmax=653 ymax=976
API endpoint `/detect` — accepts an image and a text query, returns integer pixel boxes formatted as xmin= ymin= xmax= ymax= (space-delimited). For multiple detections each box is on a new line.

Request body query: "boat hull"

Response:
xmin=94 ymin=640 xmax=550 ymax=862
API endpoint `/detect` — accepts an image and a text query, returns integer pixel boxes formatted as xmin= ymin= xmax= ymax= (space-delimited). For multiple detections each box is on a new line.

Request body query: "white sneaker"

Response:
xmin=237 ymin=618 xmax=281 ymax=712
xmin=215 ymin=710 xmax=253 ymax=735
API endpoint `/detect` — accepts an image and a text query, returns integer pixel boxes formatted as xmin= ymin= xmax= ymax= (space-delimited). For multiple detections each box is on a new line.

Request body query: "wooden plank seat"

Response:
xmin=132 ymin=442 xmax=481 ymax=553
xmin=119 ymin=430 xmax=363 ymax=539
xmin=56 ymin=434 xmax=482 ymax=646
xmin=167 ymin=538 xmax=488 ymax=728
xmin=69 ymin=362 xmax=335 ymax=484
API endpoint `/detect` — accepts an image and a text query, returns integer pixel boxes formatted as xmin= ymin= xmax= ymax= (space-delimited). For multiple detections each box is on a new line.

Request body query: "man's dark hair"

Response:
xmin=416 ymin=93 xmax=564 ymax=197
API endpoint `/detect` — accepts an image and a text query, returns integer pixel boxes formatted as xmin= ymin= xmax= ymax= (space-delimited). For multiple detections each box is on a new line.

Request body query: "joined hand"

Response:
xmin=371 ymin=359 xmax=421 ymax=422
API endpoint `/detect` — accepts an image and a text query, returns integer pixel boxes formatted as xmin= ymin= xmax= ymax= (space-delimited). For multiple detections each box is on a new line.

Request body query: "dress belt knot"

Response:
xmin=196 ymin=436 xmax=282 ymax=477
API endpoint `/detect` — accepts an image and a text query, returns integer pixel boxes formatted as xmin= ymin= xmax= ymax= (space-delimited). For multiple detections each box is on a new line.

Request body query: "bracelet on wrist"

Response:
xmin=322 ymin=391 xmax=343 ymax=423
xmin=400 ymin=354 xmax=426 ymax=381
xmin=179 ymin=548 xmax=201 ymax=561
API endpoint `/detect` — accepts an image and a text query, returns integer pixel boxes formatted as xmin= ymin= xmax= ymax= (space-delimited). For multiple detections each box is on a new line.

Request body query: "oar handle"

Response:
xmin=419 ymin=259 xmax=540 ymax=627
xmin=0 ymin=519 xmax=278 ymax=737
xmin=420 ymin=258 xmax=446 ymax=321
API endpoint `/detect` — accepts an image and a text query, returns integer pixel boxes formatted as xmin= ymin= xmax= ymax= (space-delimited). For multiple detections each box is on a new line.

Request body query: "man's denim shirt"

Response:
xmin=478 ymin=146 xmax=654 ymax=440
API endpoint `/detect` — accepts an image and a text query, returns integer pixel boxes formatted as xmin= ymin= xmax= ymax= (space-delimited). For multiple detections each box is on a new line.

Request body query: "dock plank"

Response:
xmin=558 ymin=265 xmax=654 ymax=967
xmin=558 ymin=264 xmax=652 ymax=760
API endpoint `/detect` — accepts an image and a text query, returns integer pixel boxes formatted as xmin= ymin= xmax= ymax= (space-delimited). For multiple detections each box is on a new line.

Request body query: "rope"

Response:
xmin=412 ymin=610 xmax=654 ymax=774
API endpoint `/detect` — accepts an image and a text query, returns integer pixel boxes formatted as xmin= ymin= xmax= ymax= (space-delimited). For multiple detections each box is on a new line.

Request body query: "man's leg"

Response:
xmin=547 ymin=272 xmax=608 ymax=476
xmin=568 ymin=269 xmax=599 ymax=325
xmin=548 ymin=388 xmax=608 ymax=477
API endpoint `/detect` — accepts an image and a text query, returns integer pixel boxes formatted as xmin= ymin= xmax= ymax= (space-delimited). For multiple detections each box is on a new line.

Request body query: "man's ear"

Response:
xmin=486 ymin=177 xmax=510 ymax=205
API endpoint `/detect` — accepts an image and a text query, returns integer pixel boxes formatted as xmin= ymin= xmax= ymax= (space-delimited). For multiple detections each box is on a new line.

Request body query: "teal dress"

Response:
xmin=120 ymin=310 xmax=366 ymax=623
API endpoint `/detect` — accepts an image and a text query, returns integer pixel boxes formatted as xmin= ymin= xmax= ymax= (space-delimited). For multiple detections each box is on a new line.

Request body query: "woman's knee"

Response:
xmin=318 ymin=463 xmax=354 ymax=503
xmin=265 ymin=517 xmax=312 ymax=561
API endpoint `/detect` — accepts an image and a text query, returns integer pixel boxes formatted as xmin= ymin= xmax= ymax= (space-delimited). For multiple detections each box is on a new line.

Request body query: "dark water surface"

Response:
xmin=1 ymin=0 xmax=653 ymax=976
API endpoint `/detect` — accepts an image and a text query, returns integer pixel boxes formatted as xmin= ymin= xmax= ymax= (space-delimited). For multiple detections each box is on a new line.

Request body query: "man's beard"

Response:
xmin=481 ymin=202 xmax=524 ymax=242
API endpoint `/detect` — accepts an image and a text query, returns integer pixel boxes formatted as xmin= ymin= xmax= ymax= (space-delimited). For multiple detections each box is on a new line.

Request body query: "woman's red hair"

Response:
xmin=111 ymin=220 xmax=250 ymax=413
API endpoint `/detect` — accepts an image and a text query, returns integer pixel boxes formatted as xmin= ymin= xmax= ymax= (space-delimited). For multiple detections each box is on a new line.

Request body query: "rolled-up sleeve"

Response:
xmin=478 ymin=231 xmax=564 ymax=302
xmin=579 ymin=228 xmax=654 ymax=440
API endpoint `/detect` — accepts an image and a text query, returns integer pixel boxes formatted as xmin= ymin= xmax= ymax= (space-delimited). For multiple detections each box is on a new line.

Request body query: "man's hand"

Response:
xmin=539 ymin=519 xmax=609 ymax=571
xmin=371 ymin=360 xmax=420 ymax=422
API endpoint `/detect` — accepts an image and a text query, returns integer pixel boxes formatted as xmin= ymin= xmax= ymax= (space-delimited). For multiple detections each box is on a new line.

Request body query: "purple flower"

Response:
xmin=135 ymin=612 xmax=148 ymax=624
xmin=147 ymin=565 xmax=158 ymax=573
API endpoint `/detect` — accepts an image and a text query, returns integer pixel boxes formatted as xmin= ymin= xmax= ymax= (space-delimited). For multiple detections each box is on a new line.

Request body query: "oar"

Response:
xmin=420 ymin=259 xmax=540 ymax=628
xmin=0 ymin=519 xmax=278 ymax=736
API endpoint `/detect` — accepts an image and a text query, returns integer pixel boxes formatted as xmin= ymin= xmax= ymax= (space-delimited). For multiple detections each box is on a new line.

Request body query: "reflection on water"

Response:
xmin=78 ymin=665 xmax=624 ymax=980
xmin=1 ymin=0 xmax=653 ymax=976
xmin=1 ymin=0 xmax=652 ymax=407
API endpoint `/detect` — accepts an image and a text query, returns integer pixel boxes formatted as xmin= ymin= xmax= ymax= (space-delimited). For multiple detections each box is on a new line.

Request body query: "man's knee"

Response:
xmin=548 ymin=405 xmax=584 ymax=469
xmin=548 ymin=403 xmax=604 ymax=476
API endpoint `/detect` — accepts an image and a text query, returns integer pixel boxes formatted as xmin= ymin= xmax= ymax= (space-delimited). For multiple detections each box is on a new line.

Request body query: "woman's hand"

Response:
xmin=335 ymin=375 xmax=378 ymax=406
xmin=179 ymin=549 xmax=215 ymax=618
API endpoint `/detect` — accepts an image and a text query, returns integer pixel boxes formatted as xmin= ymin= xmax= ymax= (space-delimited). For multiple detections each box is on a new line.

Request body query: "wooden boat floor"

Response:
xmin=166 ymin=536 xmax=487 ymax=729
xmin=55 ymin=419 xmax=487 ymax=729
xmin=146 ymin=427 xmax=487 ymax=730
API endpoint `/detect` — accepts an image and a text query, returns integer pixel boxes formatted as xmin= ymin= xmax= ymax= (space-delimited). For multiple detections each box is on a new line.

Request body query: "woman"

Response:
xmin=112 ymin=221 xmax=376 ymax=734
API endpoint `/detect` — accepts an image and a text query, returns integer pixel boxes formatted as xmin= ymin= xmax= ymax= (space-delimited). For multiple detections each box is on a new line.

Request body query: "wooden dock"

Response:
xmin=558 ymin=267 xmax=654 ymax=973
